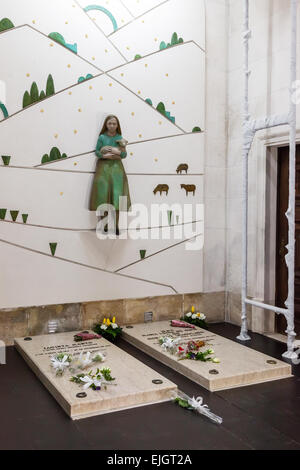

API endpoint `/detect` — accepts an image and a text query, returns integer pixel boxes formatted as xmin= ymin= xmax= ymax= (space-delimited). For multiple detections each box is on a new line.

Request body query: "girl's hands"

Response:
xmin=101 ymin=146 xmax=121 ymax=159
xmin=111 ymin=147 xmax=121 ymax=155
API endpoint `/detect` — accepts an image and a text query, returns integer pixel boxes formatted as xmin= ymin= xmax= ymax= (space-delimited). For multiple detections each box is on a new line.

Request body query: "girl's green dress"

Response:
xmin=89 ymin=133 xmax=132 ymax=212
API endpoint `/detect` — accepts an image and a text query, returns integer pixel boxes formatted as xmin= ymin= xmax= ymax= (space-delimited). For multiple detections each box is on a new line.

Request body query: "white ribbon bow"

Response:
xmin=51 ymin=355 xmax=70 ymax=372
xmin=188 ymin=396 xmax=209 ymax=411
xmin=81 ymin=375 xmax=102 ymax=390
xmin=161 ymin=337 xmax=181 ymax=351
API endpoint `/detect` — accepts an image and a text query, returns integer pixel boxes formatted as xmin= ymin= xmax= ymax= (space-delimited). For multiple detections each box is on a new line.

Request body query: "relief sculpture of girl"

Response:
xmin=89 ymin=115 xmax=132 ymax=235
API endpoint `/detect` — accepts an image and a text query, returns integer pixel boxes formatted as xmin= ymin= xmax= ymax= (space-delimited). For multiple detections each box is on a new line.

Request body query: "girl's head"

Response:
xmin=100 ymin=115 xmax=122 ymax=136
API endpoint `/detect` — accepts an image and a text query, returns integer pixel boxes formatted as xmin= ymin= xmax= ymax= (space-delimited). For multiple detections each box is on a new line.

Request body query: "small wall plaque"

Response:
xmin=144 ymin=311 xmax=153 ymax=323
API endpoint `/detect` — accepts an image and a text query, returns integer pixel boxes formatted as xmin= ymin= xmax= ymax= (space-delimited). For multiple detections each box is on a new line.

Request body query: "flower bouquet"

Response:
xmin=181 ymin=306 xmax=208 ymax=329
xmin=173 ymin=391 xmax=223 ymax=424
xmin=178 ymin=341 xmax=220 ymax=363
xmin=158 ymin=337 xmax=220 ymax=363
xmin=69 ymin=351 xmax=106 ymax=374
xmin=70 ymin=367 xmax=116 ymax=391
xmin=50 ymin=353 xmax=73 ymax=376
xmin=93 ymin=317 xmax=122 ymax=343
xmin=159 ymin=336 xmax=182 ymax=355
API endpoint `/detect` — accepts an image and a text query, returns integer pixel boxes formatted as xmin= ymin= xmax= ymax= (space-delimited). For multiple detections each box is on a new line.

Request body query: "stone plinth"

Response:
xmin=15 ymin=331 xmax=177 ymax=420
xmin=123 ymin=321 xmax=292 ymax=391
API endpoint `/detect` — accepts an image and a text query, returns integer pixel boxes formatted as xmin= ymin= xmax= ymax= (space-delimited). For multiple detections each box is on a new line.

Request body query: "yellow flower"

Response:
xmin=112 ymin=316 xmax=116 ymax=323
xmin=191 ymin=306 xmax=195 ymax=313
xmin=103 ymin=318 xmax=106 ymax=324
xmin=196 ymin=312 xmax=201 ymax=317
xmin=106 ymin=318 xmax=111 ymax=326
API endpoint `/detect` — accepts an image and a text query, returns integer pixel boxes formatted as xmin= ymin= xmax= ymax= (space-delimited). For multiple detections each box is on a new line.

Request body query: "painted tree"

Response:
xmin=0 ymin=18 xmax=14 ymax=32
xmin=48 ymin=32 xmax=66 ymax=46
xmin=156 ymin=102 xmax=166 ymax=115
xmin=171 ymin=32 xmax=178 ymax=46
xmin=46 ymin=74 xmax=55 ymax=97
xmin=39 ymin=90 xmax=46 ymax=100
xmin=23 ymin=91 xmax=31 ymax=108
xmin=30 ymin=82 xmax=39 ymax=103
xmin=0 ymin=102 xmax=9 ymax=118
xmin=49 ymin=147 xmax=61 ymax=161
xmin=41 ymin=154 xmax=50 ymax=164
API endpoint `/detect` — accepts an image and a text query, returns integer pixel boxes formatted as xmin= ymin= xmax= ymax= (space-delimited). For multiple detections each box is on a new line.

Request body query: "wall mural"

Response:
xmin=0 ymin=0 xmax=205 ymax=308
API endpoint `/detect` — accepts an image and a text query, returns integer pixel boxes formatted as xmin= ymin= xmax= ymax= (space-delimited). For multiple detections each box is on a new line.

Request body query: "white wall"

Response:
xmin=0 ymin=0 xmax=228 ymax=309
xmin=226 ymin=0 xmax=300 ymax=328
xmin=203 ymin=0 xmax=227 ymax=293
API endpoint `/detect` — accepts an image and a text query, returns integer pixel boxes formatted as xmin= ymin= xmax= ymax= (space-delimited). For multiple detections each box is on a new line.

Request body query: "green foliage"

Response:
xmin=23 ymin=91 xmax=31 ymax=108
xmin=171 ymin=32 xmax=178 ymax=45
xmin=174 ymin=397 xmax=193 ymax=410
xmin=100 ymin=367 xmax=115 ymax=382
xmin=70 ymin=373 xmax=85 ymax=384
xmin=46 ymin=74 xmax=55 ymax=96
xmin=70 ymin=368 xmax=115 ymax=390
xmin=159 ymin=32 xmax=183 ymax=51
xmin=41 ymin=147 xmax=67 ymax=165
xmin=156 ymin=101 xmax=166 ymax=114
xmin=0 ymin=209 xmax=7 ymax=220
xmin=49 ymin=243 xmax=57 ymax=256
xmin=10 ymin=210 xmax=19 ymax=222
xmin=192 ymin=126 xmax=202 ymax=133
xmin=181 ymin=314 xmax=208 ymax=330
xmin=41 ymin=154 xmax=50 ymax=164
xmin=30 ymin=82 xmax=39 ymax=103
xmin=0 ymin=18 xmax=14 ymax=32
xmin=49 ymin=147 xmax=61 ymax=161
xmin=1 ymin=155 xmax=11 ymax=165
xmin=0 ymin=102 xmax=9 ymax=119
xmin=145 ymin=99 xmax=175 ymax=123
xmin=48 ymin=32 xmax=66 ymax=46
xmin=134 ymin=54 xmax=142 ymax=60
xmin=78 ymin=74 xmax=94 ymax=84
xmin=48 ymin=32 xmax=77 ymax=53
xmin=23 ymin=75 xmax=55 ymax=108
xmin=93 ymin=322 xmax=122 ymax=343
xmin=92 ymin=354 xmax=105 ymax=363
xmin=186 ymin=350 xmax=213 ymax=361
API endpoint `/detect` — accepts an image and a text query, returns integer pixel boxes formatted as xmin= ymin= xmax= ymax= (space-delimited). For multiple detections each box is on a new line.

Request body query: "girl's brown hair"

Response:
xmin=99 ymin=115 xmax=122 ymax=136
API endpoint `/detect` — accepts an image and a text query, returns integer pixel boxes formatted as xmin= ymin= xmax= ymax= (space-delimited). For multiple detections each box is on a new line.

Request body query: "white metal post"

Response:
xmin=282 ymin=0 xmax=297 ymax=359
xmin=237 ymin=0 xmax=251 ymax=341
xmin=237 ymin=0 xmax=298 ymax=359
